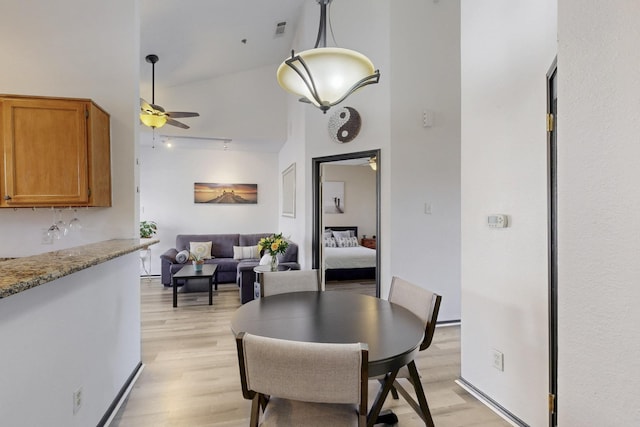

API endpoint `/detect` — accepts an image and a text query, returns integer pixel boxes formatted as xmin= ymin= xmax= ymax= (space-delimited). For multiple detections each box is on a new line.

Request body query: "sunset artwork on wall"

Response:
xmin=194 ymin=183 xmax=258 ymax=204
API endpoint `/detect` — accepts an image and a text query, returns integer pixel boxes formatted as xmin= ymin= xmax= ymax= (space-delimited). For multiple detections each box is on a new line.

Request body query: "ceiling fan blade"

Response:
xmin=166 ymin=111 xmax=200 ymax=118
xmin=166 ymin=118 xmax=190 ymax=129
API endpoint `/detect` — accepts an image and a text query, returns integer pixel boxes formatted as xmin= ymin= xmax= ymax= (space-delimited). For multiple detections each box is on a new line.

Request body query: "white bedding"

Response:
xmin=324 ymin=245 xmax=376 ymax=269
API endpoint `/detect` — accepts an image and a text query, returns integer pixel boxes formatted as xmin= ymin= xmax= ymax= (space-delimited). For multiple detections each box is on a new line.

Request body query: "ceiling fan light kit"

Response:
xmin=276 ymin=0 xmax=380 ymax=113
xmin=140 ymin=113 xmax=167 ymax=128
xmin=140 ymin=54 xmax=199 ymax=129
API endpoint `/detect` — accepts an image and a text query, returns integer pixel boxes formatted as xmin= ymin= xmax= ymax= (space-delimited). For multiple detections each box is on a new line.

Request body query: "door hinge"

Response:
xmin=546 ymin=113 xmax=554 ymax=132
xmin=549 ymin=393 xmax=555 ymax=413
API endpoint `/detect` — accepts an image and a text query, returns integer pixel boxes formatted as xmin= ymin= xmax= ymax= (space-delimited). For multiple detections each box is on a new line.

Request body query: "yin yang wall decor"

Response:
xmin=328 ymin=107 xmax=361 ymax=144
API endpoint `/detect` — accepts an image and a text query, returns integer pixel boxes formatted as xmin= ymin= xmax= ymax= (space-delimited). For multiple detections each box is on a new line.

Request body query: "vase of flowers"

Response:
xmin=258 ymin=233 xmax=289 ymax=271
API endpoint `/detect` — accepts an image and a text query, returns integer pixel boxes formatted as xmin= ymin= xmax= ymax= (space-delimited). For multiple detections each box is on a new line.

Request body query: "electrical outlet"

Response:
xmin=492 ymin=349 xmax=504 ymax=371
xmin=73 ymin=387 xmax=83 ymax=415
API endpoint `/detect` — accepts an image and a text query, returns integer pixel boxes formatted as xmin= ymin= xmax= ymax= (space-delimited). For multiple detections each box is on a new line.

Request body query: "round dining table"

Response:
xmin=231 ymin=290 xmax=425 ymax=425
xmin=230 ymin=290 xmax=424 ymax=378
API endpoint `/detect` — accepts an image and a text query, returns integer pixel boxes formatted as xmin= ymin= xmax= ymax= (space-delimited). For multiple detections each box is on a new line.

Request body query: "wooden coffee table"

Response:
xmin=172 ymin=264 xmax=218 ymax=307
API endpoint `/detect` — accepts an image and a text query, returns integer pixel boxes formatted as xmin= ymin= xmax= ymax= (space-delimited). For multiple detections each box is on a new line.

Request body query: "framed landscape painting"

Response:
xmin=194 ymin=183 xmax=258 ymax=204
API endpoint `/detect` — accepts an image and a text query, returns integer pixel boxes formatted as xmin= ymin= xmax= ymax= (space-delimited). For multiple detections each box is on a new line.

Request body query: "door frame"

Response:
xmin=312 ymin=149 xmax=381 ymax=297
xmin=546 ymin=56 xmax=558 ymax=427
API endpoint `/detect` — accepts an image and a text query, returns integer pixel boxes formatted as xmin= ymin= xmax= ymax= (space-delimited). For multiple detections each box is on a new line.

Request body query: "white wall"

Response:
xmin=460 ymin=0 xmax=556 ymax=425
xmin=323 ymin=164 xmax=377 ymax=238
xmin=0 ymin=254 xmax=140 ymax=426
xmin=389 ymin=0 xmax=461 ymax=321
xmin=0 ymin=0 xmax=139 ymax=256
xmin=139 ymin=141 xmax=280 ymax=275
xmin=557 ymin=0 xmax=640 ymax=425
xmin=278 ymin=96 xmax=310 ymax=267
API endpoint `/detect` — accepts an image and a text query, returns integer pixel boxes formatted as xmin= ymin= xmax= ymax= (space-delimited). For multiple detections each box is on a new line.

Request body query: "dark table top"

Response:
xmin=230 ymin=291 xmax=424 ymax=377
xmin=173 ymin=264 xmax=217 ymax=279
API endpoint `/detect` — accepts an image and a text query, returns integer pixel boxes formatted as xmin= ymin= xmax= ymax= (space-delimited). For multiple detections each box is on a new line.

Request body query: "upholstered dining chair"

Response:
xmin=370 ymin=276 xmax=442 ymax=427
xmin=235 ymin=331 xmax=369 ymax=427
xmin=259 ymin=269 xmax=321 ymax=298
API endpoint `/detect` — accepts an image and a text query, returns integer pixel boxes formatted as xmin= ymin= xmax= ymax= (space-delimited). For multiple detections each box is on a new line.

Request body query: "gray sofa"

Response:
xmin=160 ymin=233 xmax=300 ymax=304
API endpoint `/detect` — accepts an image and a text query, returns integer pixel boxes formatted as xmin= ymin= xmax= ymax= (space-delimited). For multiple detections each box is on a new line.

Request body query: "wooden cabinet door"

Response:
xmin=87 ymin=102 xmax=111 ymax=206
xmin=1 ymin=97 xmax=89 ymax=206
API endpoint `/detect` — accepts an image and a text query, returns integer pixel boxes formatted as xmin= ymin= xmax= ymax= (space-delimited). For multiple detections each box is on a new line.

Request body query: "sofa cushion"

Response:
xmin=190 ymin=241 xmax=213 ymax=259
xmin=176 ymin=234 xmax=239 ymax=258
xmin=239 ymin=233 xmax=272 ymax=247
xmin=233 ymin=245 xmax=260 ymax=260
xmin=175 ymin=250 xmax=190 ymax=263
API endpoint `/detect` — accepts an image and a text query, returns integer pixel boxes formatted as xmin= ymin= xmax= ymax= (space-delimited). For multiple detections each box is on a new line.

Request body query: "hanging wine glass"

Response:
xmin=47 ymin=208 xmax=61 ymax=240
xmin=54 ymin=209 xmax=68 ymax=237
xmin=68 ymin=208 xmax=82 ymax=232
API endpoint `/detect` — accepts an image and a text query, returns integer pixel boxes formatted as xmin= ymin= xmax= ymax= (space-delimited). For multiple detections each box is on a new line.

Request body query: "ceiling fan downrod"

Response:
xmin=145 ymin=54 xmax=159 ymax=104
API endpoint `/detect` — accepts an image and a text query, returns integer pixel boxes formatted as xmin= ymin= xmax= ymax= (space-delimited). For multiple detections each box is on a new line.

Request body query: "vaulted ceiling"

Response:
xmin=139 ymin=0 xmax=306 ymax=148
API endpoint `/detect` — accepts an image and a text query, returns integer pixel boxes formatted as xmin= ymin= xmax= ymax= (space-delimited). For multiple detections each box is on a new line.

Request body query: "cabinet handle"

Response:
xmin=3 ymin=195 xmax=11 ymax=200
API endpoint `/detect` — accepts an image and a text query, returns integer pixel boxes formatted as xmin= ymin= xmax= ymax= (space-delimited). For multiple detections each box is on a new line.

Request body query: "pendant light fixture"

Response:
xmin=277 ymin=0 xmax=380 ymax=113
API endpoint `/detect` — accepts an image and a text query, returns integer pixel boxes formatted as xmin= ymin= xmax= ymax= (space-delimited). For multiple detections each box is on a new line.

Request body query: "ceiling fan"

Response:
xmin=140 ymin=54 xmax=199 ymax=129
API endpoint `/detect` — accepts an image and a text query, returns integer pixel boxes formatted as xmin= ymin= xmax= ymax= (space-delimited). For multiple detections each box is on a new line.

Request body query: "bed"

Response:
xmin=324 ymin=226 xmax=376 ymax=281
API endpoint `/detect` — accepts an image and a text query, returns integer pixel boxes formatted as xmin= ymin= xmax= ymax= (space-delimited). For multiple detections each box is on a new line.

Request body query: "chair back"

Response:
xmin=388 ymin=276 xmax=442 ymax=351
xmin=259 ymin=269 xmax=321 ymax=297
xmin=235 ymin=332 xmax=368 ymax=425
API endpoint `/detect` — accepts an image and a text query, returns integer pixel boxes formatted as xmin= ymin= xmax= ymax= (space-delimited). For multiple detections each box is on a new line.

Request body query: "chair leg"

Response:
xmin=249 ymin=395 xmax=261 ymax=427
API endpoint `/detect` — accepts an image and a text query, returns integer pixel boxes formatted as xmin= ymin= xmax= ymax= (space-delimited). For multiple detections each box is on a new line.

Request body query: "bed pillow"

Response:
xmin=323 ymin=229 xmax=333 ymax=239
xmin=332 ymin=230 xmax=352 ymax=240
xmin=336 ymin=236 xmax=359 ymax=248
xmin=324 ymin=236 xmax=337 ymax=247
xmin=189 ymin=241 xmax=213 ymax=259
xmin=233 ymin=245 xmax=260 ymax=260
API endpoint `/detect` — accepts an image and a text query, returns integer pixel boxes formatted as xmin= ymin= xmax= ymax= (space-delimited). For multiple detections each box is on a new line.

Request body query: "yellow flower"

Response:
xmin=271 ymin=241 xmax=279 ymax=252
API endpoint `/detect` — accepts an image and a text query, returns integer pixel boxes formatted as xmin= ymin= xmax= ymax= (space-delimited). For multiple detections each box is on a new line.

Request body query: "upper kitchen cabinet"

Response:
xmin=0 ymin=95 xmax=111 ymax=207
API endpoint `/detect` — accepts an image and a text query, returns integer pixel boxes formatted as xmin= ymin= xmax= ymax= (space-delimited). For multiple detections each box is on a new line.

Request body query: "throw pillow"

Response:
xmin=233 ymin=245 xmax=260 ymax=260
xmin=324 ymin=236 xmax=337 ymax=247
xmin=336 ymin=236 xmax=359 ymax=248
xmin=332 ymin=230 xmax=352 ymax=240
xmin=189 ymin=241 xmax=213 ymax=260
xmin=175 ymin=249 xmax=190 ymax=264
xmin=323 ymin=229 xmax=333 ymax=239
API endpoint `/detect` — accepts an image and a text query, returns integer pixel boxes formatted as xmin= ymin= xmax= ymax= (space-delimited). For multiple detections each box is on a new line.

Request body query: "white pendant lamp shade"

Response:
xmin=277 ymin=0 xmax=380 ymax=113
xmin=277 ymin=47 xmax=378 ymax=111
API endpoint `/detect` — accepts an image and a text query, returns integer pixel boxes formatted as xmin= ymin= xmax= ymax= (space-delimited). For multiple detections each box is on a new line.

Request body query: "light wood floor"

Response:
xmin=110 ymin=278 xmax=510 ymax=427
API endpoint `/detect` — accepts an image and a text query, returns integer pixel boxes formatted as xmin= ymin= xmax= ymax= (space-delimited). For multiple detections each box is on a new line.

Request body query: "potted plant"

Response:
xmin=140 ymin=220 xmax=157 ymax=239
xmin=189 ymin=250 xmax=206 ymax=272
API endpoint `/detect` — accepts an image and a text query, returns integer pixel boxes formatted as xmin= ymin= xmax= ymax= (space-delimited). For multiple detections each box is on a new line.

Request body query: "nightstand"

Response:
xmin=361 ymin=238 xmax=376 ymax=249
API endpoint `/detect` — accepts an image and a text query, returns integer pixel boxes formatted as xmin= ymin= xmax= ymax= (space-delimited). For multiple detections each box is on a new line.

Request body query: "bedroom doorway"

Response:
xmin=312 ymin=150 xmax=381 ymax=297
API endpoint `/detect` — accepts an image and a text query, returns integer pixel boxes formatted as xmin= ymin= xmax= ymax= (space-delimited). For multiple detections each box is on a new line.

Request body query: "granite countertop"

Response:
xmin=0 ymin=238 xmax=159 ymax=299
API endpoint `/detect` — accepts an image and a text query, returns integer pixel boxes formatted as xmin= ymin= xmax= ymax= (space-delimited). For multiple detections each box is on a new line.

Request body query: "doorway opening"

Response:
xmin=312 ymin=149 xmax=381 ymax=297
